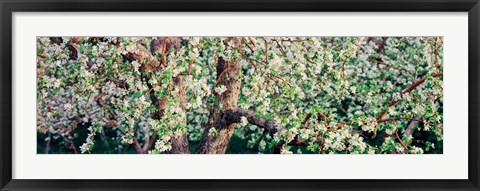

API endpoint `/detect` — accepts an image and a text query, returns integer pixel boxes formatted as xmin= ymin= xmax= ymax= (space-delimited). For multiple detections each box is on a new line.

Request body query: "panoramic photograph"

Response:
xmin=36 ymin=36 xmax=443 ymax=154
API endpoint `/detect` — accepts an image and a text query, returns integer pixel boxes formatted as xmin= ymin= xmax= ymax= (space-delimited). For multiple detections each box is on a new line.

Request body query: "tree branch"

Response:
xmin=373 ymin=73 xmax=443 ymax=138
xmin=123 ymin=39 xmax=189 ymax=153
xmin=196 ymin=56 xmax=242 ymax=154
xmin=219 ymin=109 xmax=284 ymax=134
xmin=376 ymin=73 xmax=442 ymax=122
xmin=405 ymin=116 xmax=422 ymax=139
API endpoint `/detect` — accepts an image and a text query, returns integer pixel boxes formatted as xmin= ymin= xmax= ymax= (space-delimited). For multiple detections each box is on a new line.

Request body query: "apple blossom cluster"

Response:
xmin=37 ymin=36 xmax=443 ymax=154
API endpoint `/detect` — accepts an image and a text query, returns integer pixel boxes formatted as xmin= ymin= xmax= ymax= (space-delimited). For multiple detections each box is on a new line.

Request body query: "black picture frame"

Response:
xmin=1 ymin=0 xmax=479 ymax=190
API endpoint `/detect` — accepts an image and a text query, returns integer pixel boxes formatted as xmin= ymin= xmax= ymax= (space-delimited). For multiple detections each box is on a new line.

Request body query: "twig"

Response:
xmin=262 ymin=37 xmax=268 ymax=64
xmin=395 ymin=130 xmax=410 ymax=154
xmin=242 ymin=38 xmax=255 ymax=54
xmin=237 ymin=49 xmax=257 ymax=73
xmin=272 ymin=38 xmax=286 ymax=55
xmin=378 ymin=117 xmax=424 ymax=123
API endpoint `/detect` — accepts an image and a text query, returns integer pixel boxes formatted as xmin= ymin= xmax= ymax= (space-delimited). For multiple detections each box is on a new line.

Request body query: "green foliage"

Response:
xmin=37 ymin=37 xmax=443 ymax=154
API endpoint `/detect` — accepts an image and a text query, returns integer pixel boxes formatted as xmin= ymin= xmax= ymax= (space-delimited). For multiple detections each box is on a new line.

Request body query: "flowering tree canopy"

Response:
xmin=37 ymin=36 xmax=443 ymax=154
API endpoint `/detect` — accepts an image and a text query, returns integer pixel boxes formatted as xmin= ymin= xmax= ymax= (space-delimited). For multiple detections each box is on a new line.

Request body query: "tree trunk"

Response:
xmin=168 ymin=75 xmax=190 ymax=154
xmin=152 ymin=37 xmax=190 ymax=154
xmin=125 ymin=37 xmax=190 ymax=154
xmin=196 ymin=57 xmax=241 ymax=154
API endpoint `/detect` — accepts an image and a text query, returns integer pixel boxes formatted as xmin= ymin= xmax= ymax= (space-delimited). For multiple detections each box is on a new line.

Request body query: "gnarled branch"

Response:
xmin=218 ymin=109 xmax=284 ymax=134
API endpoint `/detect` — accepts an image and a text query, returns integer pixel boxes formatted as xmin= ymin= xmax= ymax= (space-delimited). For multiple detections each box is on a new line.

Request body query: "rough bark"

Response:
xmin=124 ymin=37 xmax=189 ymax=154
xmin=168 ymin=75 xmax=190 ymax=154
xmin=216 ymin=109 xmax=283 ymax=134
xmin=196 ymin=57 xmax=242 ymax=154
xmin=124 ymin=43 xmax=160 ymax=71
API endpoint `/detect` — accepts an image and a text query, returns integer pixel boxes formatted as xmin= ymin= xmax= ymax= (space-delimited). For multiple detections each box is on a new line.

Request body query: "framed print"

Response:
xmin=1 ymin=0 xmax=479 ymax=190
